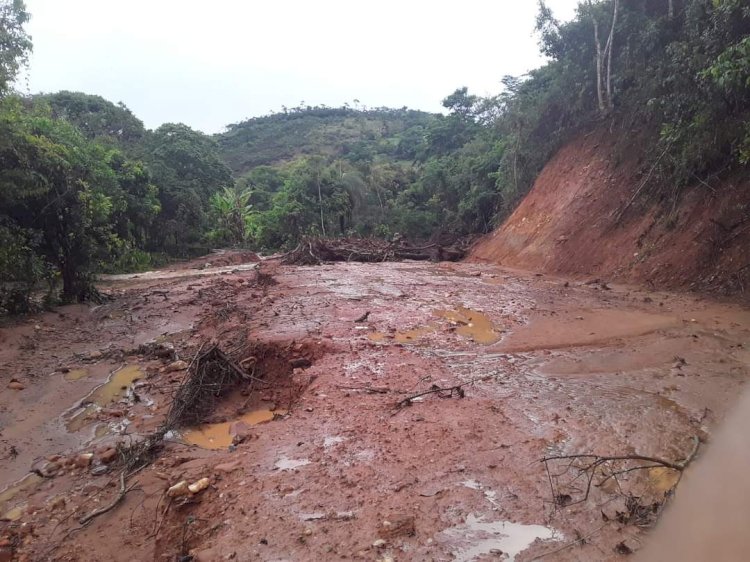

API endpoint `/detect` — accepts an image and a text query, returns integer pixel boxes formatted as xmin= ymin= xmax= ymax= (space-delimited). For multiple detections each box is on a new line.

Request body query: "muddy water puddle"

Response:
xmin=440 ymin=514 xmax=559 ymax=562
xmin=66 ymin=365 xmax=145 ymax=432
xmin=498 ymin=309 xmax=679 ymax=352
xmin=368 ymin=307 xmax=499 ymax=345
xmin=0 ymin=473 xmax=43 ymax=521
xmin=63 ymin=368 xmax=89 ymax=381
xmin=181 ymin=409 xmax=286 ymax=450
xmin=435 ymin=307 xmax=500 ymax=344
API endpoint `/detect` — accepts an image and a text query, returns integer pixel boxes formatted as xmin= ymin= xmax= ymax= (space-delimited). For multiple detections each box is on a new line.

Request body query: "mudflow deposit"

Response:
xmin=1 ymin=244 xmax=749 ymax=561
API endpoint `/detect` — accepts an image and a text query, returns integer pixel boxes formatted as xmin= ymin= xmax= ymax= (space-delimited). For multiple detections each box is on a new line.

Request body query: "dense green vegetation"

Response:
xmin=1 ymin=0 xmax=748 ymax=313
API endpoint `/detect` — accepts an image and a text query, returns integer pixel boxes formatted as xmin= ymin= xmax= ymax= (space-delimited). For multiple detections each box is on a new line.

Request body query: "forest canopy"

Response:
xmin=1 ymin=0 xmax=748 ymax=312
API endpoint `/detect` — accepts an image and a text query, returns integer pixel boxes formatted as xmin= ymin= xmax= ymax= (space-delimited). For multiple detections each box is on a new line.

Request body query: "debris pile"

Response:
xmin=282 ymin=237 xmax=466 ymax=266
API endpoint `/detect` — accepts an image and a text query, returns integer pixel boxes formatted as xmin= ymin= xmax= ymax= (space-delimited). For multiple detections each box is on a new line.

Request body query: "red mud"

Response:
xmin=469 ymin=128 xmax=750 ymax=299
xmin=1 ymin=254 xmax=749 ymax=561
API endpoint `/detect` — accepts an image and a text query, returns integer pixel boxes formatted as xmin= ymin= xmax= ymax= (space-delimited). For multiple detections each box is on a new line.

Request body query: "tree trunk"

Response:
xmin=668 ymin=0 xmax=674 ymax=18
xmin=604 ymin=0 xmax=619 ymax=111
xmin=316 ymin=172 xmax=326 ymax=237
xmin=592 ymin=16 xmax=605 ymax=112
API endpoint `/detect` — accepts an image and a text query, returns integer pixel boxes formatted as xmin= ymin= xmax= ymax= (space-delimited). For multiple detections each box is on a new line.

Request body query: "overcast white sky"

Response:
xmin=22 ymin=0 xmax=580 ymax=133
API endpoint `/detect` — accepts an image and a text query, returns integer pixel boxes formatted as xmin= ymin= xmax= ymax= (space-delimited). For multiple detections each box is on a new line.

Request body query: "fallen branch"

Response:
xmin=541 ymin=436 xmax=700 ymax=507
xmin=394 ymin=383 xmax=467 ymax=409
xmin=78 ymin=471 xmax=136 ymax=526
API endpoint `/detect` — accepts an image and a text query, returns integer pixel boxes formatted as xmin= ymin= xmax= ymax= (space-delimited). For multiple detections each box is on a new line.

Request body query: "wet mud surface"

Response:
xmin=1 ymin=256 xmax=749 ymax=561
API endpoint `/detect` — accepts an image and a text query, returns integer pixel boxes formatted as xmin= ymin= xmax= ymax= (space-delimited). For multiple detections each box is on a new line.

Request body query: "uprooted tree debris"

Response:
xmin=281 ymin=237 xmax=467 ymax=266
xmin=70 ymin=344 xmax=267 ymax=533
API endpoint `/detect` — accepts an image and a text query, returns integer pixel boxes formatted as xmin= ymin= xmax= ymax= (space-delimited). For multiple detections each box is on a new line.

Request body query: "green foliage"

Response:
xmin=38 ymin=91 xmax=146 ymax=147
xmin=145 ymin=123 xmax=233 ymax=253
xmin=0 ymin=222 xmax=50 ymax=313
xmin=217 ymin=105 xmax=435 ymax=174
xmin=0 ymin=0 xmax=30 ymax=95
xmin=209 ymin=186 xmax=252 ymax=246
xmin=0 ymin=97 xmax=158 ymax=300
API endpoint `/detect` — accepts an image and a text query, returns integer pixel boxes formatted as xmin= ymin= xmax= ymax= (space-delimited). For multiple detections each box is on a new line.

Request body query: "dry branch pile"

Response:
xmin=165 ymin=345 xmax=249 ymax=428
xmin=282 ymin=237 xmax=466 ymax=266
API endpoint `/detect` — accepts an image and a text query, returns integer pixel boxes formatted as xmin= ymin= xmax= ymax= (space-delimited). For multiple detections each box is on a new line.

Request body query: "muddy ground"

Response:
xmin=1 ymin=253 xmax=749 ymax=561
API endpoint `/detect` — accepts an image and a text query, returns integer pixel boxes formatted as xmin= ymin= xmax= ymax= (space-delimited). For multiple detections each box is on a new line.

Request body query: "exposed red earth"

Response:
xmin=1 ymin=251 xmax=749 ymax=561
xmin=469 ymin=128 xmax=750 ymax=300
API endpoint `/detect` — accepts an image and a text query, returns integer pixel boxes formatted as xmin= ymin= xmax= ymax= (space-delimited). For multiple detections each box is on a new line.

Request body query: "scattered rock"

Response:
xmin=167 ymin=481 xmax=190 ymax=498
xmin=289 ymin=358 xmax=312 ymax=369
xmin=90 ymin=464 xmax=110 ymax=476
xmin=166 ymin=360 xmax=189 ymax=372
xmin=98 ymin=448 xmax=118 ymax=464
xmin=379 ymin=515 xmax=416 ymax=539
xmin=74 ymin=453 xmax=94 ymax=468
xmin=32 ymin=459 xmax=60 ymax=478
xmin=188 ymin=477 xmax=210 ymax=494
xmin=7 ymin=380 xmax=24 ymax=391
xmin=88 ymin=350 xmax=103 ymax=360
xmin=372 ymin=539 xmax=387 ymax=549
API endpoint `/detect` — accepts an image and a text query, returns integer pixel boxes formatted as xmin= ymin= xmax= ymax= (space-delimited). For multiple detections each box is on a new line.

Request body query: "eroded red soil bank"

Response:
xmin=470 ymin=128 xmax=750 ymax=299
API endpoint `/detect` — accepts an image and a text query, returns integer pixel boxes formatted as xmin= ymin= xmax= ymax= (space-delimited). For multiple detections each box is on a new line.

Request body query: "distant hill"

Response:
xmin=215 ymin=106 xmax=436 ymax=175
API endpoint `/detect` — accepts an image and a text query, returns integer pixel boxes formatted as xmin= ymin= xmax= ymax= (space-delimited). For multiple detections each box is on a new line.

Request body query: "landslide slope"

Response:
xmin=470 ymin=128 xmax=750 ymax=297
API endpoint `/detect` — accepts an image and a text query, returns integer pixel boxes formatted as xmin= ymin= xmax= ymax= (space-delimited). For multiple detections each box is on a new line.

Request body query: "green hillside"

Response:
xmin=216 ymin=106 xmax=436 ymax=174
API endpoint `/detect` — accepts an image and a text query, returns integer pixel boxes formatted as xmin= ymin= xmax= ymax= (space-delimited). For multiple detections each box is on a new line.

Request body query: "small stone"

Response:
xmin=289 ymin=358 xmax=312 ymax=369
xmin=372 ymin=539 xmax=386 ymax=548
xmin=303 ymin=528 xmax=313 ymax=536
xmin=167 ymin=481 xmax=190 ymax=497
xmin=7 ymin=381 xmax=24 ymax=391
xmin=98 ymin=448 xmax=118 ymax=464
xmin=188 ymin=477 xmax=210 ymax=494
xmin=166 ymin=360 xmax=189 ymax=373
xmin=31 ymin=459 xmax=60 ymax=478
xmin=90 ymin=464 xmax=110 ymax=476
xmin=88 ymin=350 xmax=103 ymax=360
xmin=74 ymin=453 xmax=94 ymax=468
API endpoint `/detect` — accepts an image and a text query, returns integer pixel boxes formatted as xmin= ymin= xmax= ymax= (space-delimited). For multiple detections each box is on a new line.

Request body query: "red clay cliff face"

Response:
xmin=469 ymin=128 xmax=750 ymax=297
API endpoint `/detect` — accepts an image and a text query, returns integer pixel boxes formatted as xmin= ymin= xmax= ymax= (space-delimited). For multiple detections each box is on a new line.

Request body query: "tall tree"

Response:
xmin=0 ymin=0 xmax=31 ymax=95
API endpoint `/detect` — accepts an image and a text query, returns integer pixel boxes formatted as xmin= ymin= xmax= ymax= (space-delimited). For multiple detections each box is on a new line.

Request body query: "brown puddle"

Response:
xmin=0 ymin=473 xmax=43 ymax=521
xmin=434 ymin=307 xmax=500 ymax=345
xmin=497 ymin=309 xmax=679 ymax=352
xmin=368 ymin=327 xmax=435 ymax=344
xmin=182 ymin=409 xmax=286 ymax=450
xmin=64 ymin=368 xmax=89 ymax=381
xmin=66 ymin=365 xmax=145 ymax=432
xmin=367 ymin=307 xmax=499 ymax=345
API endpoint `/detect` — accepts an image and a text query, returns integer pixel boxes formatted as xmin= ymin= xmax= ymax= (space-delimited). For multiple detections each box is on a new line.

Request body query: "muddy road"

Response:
xmin=1 ymin=255 xmax=749 ymax=561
